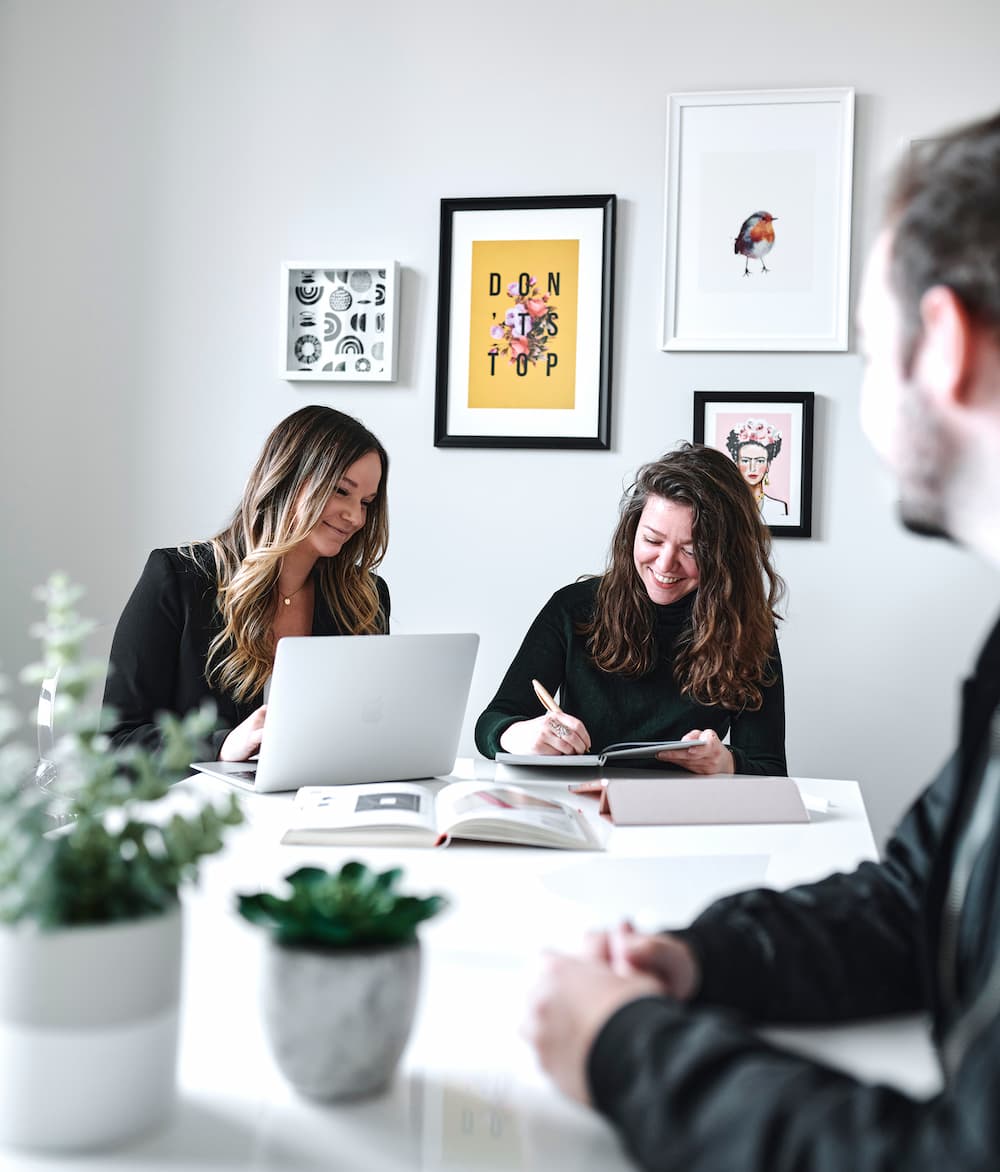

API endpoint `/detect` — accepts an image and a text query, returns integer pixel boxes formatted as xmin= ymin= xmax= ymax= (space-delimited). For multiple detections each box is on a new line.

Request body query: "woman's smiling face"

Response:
xmin=632 ymin=495 xmax=700 ymax=605
xmin=300 ymin=450 xmax=382 ymax=559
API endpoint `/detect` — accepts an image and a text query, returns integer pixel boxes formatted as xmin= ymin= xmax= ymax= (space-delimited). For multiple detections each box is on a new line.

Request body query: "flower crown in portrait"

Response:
xmin=725 ymin=418 xmax=783 ymax=462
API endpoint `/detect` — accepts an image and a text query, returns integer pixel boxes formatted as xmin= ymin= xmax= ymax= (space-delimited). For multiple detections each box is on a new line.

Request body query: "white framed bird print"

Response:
xmin=660 ymin=88 xmax=854 ymax=351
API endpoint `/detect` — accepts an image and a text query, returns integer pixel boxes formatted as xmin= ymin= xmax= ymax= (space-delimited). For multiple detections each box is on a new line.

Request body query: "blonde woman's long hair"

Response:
xmin=582 ymin=444 xmax=784 ymax=711
xmin=192 ymin=406 xmax=389 ymax=703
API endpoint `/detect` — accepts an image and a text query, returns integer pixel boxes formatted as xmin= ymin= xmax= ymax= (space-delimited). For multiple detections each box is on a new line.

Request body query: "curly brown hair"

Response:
xmin=583 ymin=443 xmax=784 ymax=710
xmin=192 ymin=406 xmax=389 ymax=703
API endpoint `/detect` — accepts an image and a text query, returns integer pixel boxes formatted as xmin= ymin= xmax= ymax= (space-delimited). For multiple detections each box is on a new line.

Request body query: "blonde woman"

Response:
xmin=103 ymin=406 xmax=389 ymax=758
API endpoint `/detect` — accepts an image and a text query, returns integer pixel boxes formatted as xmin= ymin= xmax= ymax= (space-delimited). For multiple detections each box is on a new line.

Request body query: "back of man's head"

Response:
xmin=888 ymin=111 xmax=1000 ymax=372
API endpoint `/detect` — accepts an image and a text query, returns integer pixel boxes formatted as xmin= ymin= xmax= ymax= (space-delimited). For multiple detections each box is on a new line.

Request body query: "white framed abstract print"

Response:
xmin=280 ymin=262 xmax=399 ymax=381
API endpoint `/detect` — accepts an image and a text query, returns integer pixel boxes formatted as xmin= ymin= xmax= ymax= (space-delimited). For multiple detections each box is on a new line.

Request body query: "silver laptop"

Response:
xmin=191 ymin=633 xmax=479 ymax=793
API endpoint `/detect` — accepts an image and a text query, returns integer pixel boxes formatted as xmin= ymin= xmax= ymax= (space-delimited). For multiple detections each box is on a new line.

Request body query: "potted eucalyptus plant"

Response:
xmin=0 ymin=574 xmax=243 ymax=1153
xmin=238 ymin=861 xmax=446 ymax=1100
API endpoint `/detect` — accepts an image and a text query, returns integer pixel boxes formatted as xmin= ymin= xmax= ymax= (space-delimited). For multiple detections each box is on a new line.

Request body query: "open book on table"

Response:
xmin=281 ymin=781 xmax=605 ymax=850
xmin=496 ymin=736 xmax=709 ymax=767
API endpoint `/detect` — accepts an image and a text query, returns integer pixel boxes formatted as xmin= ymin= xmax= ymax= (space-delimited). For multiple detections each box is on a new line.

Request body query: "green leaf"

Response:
xmin=235 ymin=860 xmax=446 ymax=948
xmin=0 ymin=574 xmax=244 ymax=928
xmin=373 ymin=866 xmax=403 ymax=891
xmin=286 ymin=865 xmax=332 ymax=891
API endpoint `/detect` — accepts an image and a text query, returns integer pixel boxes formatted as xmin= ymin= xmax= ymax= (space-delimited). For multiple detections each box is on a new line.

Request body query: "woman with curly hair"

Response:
xmin=103 ymin=405 xmax=389 ymax=760
xmin=725 ymin=419 xmax=789 ymax=522
xmin=475 ymin=444 xmax=786 ymax=775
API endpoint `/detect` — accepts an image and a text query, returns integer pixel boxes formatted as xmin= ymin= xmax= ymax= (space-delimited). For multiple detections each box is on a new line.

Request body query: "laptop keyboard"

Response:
xmin=227 ymin=769 xmax=258 ymax=784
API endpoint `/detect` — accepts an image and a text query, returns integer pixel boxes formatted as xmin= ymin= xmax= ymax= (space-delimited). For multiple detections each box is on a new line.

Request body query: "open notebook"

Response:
xmin=496 ymin=736 xmax=708 ymax=767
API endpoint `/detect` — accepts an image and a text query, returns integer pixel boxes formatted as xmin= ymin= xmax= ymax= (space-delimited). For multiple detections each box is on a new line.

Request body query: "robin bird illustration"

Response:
xmin=734 ymin=211 xmax=777 ymax=275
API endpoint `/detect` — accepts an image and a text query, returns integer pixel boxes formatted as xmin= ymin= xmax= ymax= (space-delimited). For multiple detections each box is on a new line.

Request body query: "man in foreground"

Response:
xmin=525 ymin=110 xmax=1000 ymax=1170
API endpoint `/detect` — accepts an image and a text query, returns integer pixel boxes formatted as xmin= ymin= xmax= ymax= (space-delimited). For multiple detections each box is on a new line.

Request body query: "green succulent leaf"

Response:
xmin=236 ymin=859 xmax=447 ymax=948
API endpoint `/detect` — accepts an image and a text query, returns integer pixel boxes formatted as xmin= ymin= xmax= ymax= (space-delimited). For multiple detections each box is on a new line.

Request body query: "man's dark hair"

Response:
xmin=888 ymin=111 xmax=1000 ymax=371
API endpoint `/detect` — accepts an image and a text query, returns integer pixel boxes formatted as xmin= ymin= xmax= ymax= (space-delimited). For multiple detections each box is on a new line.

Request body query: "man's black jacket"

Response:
xmin=588 ymin=612 xmax=1000 ymax=1171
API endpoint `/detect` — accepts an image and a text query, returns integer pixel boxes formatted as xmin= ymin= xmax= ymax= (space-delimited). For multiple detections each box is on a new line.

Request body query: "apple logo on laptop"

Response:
xmin=360 ymin=693 xmax=384 ymax=724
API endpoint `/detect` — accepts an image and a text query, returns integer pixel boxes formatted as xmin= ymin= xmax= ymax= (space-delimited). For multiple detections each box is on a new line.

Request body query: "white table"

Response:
xmin=10 ymin=769 xmax=941 ymax=1170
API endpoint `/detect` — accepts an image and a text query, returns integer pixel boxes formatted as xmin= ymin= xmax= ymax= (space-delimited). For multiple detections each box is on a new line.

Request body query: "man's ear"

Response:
xmin=915 ymin=285 xmax=974 ymax=407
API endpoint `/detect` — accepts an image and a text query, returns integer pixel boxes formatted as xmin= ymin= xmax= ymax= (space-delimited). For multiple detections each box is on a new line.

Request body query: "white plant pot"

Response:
xmin=262 ymin=936 xmax=421 ymax=1100
xmin=0 ymin=906 xmax=183 ymax=1152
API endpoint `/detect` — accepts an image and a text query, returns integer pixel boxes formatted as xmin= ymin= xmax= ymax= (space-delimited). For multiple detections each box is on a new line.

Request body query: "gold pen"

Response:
xmin=531 ymin=678 xmax=562 ymax=716
xmin=532 ymin=678 xmax=591 ymax=753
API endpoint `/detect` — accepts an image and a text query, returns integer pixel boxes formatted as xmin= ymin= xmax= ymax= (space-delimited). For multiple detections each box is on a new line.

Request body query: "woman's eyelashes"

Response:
xmin=642 ymin=532 xmax=694 ymax=559
xmin=331 ymin=487 xmax=372 ymax=514
xmin=333 ymin=483 xmax=373 ymax=507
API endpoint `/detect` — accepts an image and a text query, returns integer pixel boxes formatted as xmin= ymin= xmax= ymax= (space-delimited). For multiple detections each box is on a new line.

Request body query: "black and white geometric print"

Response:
xmin=285 ymin=265 xmax=394 ymax=380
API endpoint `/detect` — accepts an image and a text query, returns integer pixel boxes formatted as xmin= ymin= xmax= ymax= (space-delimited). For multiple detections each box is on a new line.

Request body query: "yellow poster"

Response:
xmin=467 ymin=239 xmax=579 ymax=409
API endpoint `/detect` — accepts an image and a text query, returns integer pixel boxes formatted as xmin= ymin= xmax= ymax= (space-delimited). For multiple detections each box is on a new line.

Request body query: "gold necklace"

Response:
xmin=277 ymin=580 xmax=308 ymax=607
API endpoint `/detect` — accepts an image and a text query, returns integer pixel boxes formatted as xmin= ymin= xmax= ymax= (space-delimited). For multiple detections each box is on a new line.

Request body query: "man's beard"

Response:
xmin=898 ymin=502 xmax=953 ymax=542
xmin=895 ymin=386 xmax=957 ymax=543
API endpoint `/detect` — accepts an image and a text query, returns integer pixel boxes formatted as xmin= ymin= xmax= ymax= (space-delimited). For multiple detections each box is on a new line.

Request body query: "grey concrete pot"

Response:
xmin=261 ymin=936 xmax=421 ymax=1100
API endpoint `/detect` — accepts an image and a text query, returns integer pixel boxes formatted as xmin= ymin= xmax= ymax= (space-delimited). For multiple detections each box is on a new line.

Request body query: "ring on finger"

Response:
xmin=548 ymin=717 xmax=570 ymax=739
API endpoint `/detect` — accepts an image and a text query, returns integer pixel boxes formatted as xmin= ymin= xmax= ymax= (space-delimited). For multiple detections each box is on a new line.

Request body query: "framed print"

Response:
xmin=434 ymin=194 xmax=616 ymax=448
xmin=280 ymin=262 xmax=399 ymax=381
xmin=694 ymin=391 xmax=815 ymax=538
xmin=661 ymin=88 xmax=854 ymax=351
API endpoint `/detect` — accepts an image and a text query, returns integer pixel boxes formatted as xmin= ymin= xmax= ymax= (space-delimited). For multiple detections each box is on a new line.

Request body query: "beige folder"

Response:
xmin=596 ymin=774 xmax=809 ymax=825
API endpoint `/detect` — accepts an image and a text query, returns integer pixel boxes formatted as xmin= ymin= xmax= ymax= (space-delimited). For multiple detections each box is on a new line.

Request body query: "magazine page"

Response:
xmin=434 ymin=782 xmax=603 ymax=849
xmin=285 ymin=782 xmax=439 ymax=845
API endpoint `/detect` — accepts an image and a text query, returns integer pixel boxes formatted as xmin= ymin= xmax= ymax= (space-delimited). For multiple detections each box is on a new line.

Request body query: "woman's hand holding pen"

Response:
xmin=500 ymin=712 xmax=591 ymax=756
xmin=497 ymin=679 xmax=593 ymax=756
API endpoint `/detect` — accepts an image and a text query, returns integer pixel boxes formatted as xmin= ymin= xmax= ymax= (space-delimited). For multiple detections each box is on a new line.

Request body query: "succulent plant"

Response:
xmin=0 ymin=573 xmax=244 ymax=927
xmin=237 ymin=861 xmax=447 ymax=949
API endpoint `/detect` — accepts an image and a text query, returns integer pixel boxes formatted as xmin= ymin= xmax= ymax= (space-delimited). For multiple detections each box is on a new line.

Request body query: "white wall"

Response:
xmin=2 ymin=0 xmax=998 ymax=845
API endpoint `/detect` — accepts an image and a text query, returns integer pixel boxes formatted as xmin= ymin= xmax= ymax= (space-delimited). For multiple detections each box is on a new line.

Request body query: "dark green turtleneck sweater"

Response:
xmin=474 ymin=577 xmax=786 ymax=775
